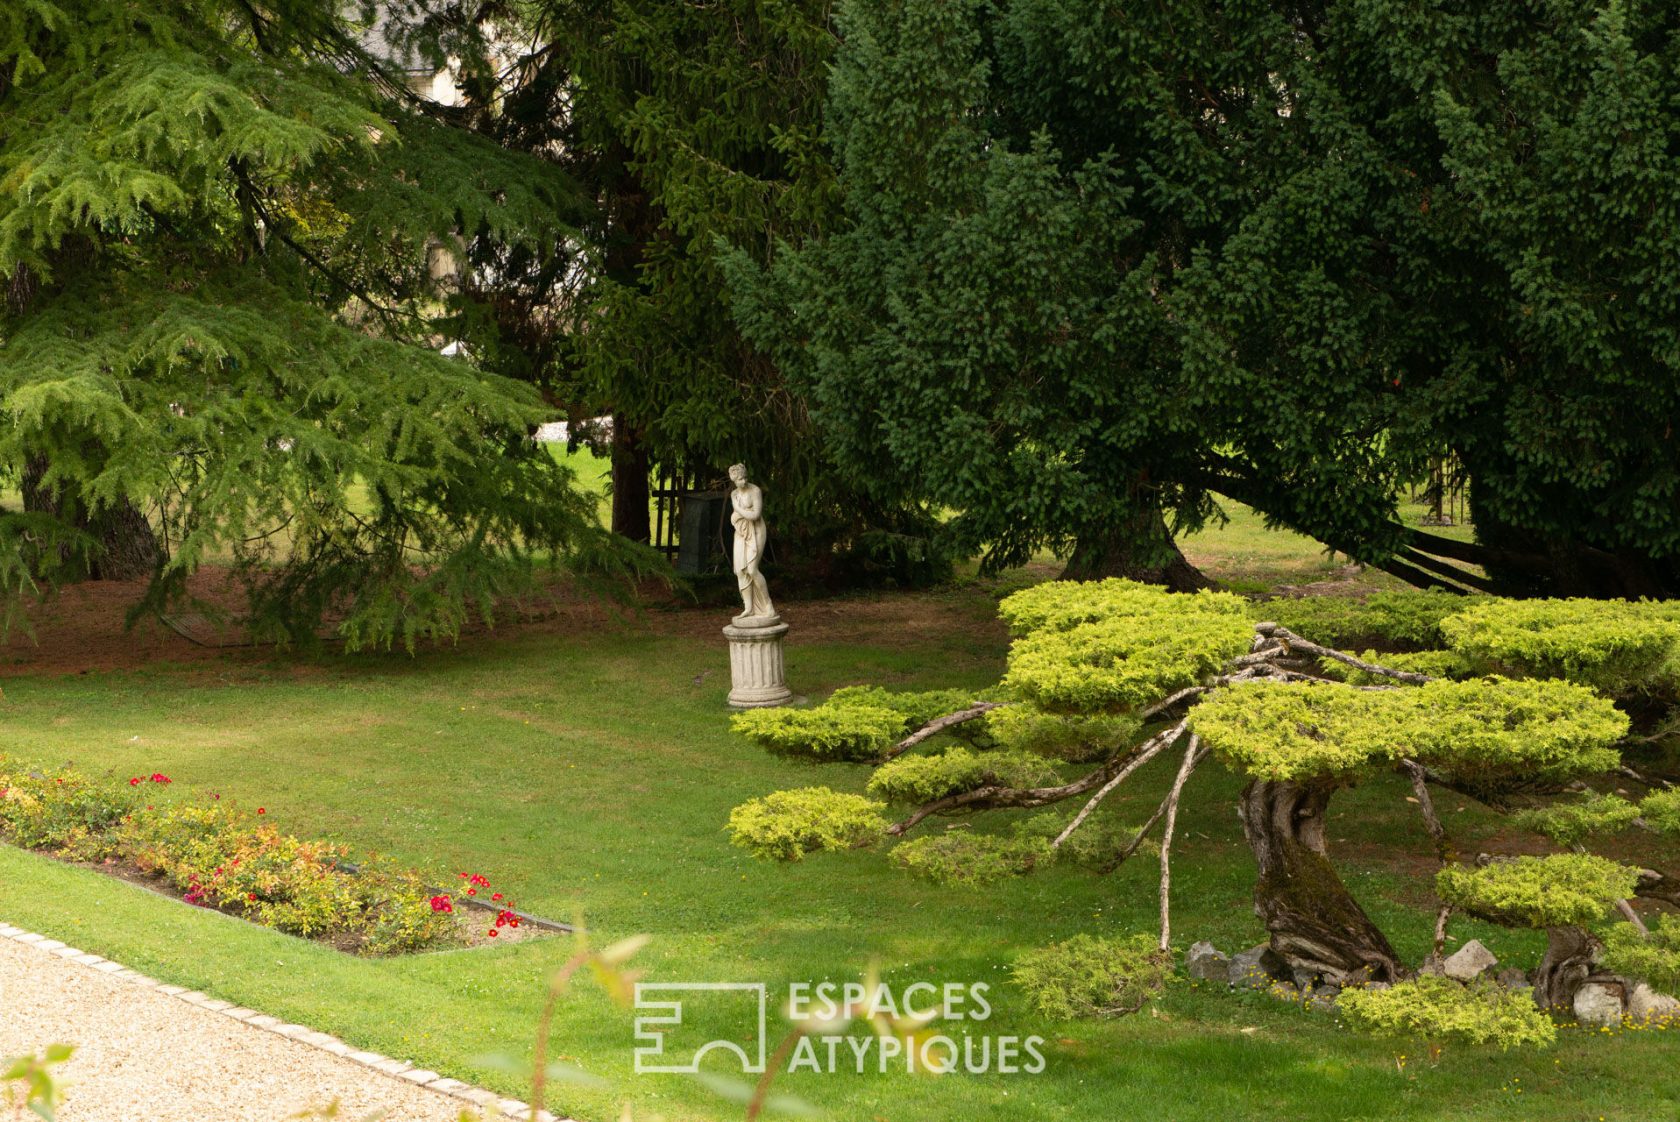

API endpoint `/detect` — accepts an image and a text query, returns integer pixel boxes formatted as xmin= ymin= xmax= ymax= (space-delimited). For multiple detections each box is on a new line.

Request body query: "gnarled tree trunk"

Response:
xmin=1532 ymin=925 xmax=1598 ymax=1011
xmin=1238 ymin=779 xmax=1403 ymax=985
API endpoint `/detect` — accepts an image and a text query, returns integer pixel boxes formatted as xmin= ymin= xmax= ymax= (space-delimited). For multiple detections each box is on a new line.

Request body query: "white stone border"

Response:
xmin=0 ymin=921 xmax=571 ymax=1122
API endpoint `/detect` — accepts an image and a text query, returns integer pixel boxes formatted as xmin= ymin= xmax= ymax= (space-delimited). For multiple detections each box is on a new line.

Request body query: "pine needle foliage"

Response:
xmin=0 ymin=0 xmax=619 ymax=648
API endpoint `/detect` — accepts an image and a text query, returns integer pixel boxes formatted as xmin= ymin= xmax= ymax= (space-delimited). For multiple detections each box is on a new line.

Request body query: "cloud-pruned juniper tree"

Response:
xmin=729 ymin=583 xmax=1680 ymax=1026
xmin=0 ymin=0 xmax=615 ymax=646
xmin=727 ymin=0 xmax=1680 ymax=596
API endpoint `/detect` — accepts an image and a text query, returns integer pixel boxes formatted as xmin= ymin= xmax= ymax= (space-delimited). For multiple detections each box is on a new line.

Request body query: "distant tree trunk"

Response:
xmin=1238 ymin=779 xmax=1404 ymax=985
xmin=609 ymin=416 xmax=651 ymax=544
xmin=21 ymin=454 xmax=160 ymax=581
xmin=1062 ymin=499 xmax=1212 ymax=591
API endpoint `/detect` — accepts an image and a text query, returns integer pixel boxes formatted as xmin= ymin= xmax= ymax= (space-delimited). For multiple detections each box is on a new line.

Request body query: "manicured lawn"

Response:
xmin=0 ymin=580 xmax=1673 ymax=1122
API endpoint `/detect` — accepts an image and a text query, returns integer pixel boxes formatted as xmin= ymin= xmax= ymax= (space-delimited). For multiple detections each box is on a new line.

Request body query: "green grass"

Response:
xmin=0 ymin=580 xmax=1674 ymax=1122
xmin=1181 ymin=497 xmax=1478 ymax=594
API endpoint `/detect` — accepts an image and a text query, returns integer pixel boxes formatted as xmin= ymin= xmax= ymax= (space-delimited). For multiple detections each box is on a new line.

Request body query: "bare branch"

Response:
xmin=1139 ymin=684 xmax=1207 ymax=720
xmin=883 ymin=701 xmax=1006 ymax=761
xmin=1050 ymin=721 xmax=1190 ymax=851
xmin=887 ymin=720 xmax=1189 ymax=837
xmin=1398 ymin=758 xmax=1452 ymax=863
xmin=1253 ymin=623 xmax=1434 ymax=684
xmin=1157 ymin=735 xmax=1207 ymax=953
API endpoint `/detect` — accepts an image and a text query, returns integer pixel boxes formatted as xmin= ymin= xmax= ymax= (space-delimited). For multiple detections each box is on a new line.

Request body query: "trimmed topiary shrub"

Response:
xmin=731 ymin=704 xmax=907 ymax=761
xmin=1260 ymin=589 xmax=1472 ymax=650
xmin=1510 ymin=792 xmax=1641 ymax=846
xmin=1436 ymin=855 xmax=1641 ymax=928
xmin=725 ymin=787 xmax=888 ymax=860
xmin=1338 ymin=976 xmax=1557 ymax=1048
xmin=866 ymin=747 xmax=1057 ymax=805
xmin=890 ymin=831 xmax=1052 ymax=886
xmin=1600 ymin=914 xmax=1680 ymax=996
xmin=1440 ymin=598 xmax=1680 ymax=694
xmin=1011 ymin=933 xmax=1171 ymax=1019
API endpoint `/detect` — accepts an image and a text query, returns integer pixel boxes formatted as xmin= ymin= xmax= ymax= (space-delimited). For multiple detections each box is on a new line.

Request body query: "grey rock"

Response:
xmin=1572 ymin=982 xmax=1625 ymax=1029
xmin=1495 ymin=967 xmax=1530 ymax=990
xmin=1186 ymin=941 xmax=1230 ymax=982
xmin=1228 ymin=944 xmax=1288 ymax=990
xmin=1442 ymin=939 xmax=1498 ymax=983
xmin=1627 ymin=982 xmax=1680 ymax=1024
xmin=1291 ymin=967 xmax=1321 ymax=992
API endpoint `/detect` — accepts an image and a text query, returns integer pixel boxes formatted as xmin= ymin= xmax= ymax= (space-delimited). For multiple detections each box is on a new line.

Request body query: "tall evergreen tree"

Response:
xmin=0 ymin=0 xmax=617 ymax=646
xmin=475 ymin=0 xmax=947 ymax=582
xmin=728 ymin=0 xmax=1680 ymax=596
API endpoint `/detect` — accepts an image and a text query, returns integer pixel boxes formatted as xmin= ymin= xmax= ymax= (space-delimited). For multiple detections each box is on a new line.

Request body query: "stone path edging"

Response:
xmin=0 ymin=920 xmax=572 ymax=1122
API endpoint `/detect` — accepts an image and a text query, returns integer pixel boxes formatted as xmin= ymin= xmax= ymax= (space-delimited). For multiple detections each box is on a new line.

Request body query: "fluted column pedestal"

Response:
xmin=724 ymin=613 xmax=792 ymax=709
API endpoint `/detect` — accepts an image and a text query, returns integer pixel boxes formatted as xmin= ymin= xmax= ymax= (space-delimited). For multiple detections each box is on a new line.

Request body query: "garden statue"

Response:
xmin=722 ymin=464 xmax=792 ymax=708
xmin=728 ymin=463 xmax=776 ymax=621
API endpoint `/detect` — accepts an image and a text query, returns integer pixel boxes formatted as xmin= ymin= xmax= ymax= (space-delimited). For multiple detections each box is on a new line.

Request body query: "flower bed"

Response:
xmin=0 ymin=758 xmax=533 ymax=954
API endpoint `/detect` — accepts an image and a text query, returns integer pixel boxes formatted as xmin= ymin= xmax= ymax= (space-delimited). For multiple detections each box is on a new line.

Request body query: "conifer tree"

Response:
xmin=0 ymin=0 xmax=616 ymax=646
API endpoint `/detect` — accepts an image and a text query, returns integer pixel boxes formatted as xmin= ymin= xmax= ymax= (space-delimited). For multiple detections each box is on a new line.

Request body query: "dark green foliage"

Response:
xmin=726 ymin=0 xmax=1680 ymax=595
xmin=0 ymin=0 xmax=622 ymax=647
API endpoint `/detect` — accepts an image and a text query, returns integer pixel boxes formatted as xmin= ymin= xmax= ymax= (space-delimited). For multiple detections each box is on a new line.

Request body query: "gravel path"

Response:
xmin=0 ymin=930 xmax=538 ymax=1121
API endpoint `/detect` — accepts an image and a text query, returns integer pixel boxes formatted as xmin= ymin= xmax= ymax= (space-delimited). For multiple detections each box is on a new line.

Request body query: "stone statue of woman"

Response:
xmin=728 ymin=463 xmax=776 ymax=622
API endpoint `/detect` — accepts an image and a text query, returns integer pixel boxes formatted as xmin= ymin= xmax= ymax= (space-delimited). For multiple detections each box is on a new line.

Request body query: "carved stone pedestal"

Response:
xmin=724 ymin=613 xmax=792 ymax=709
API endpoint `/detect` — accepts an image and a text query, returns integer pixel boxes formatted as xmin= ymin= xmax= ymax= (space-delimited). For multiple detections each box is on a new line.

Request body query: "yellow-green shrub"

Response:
xmin=866 ymin=747 xmax=1057 ymax=804
xmin=890 ymin=831 xmax=1052 ymax=886
xmin=731 ymin=704 xmax=907 ymax=761
xmin=1436 ymin=855 xmax=1640 ymax=928
xmin=726 ymin=787 xmax=887 ymax=860
xmin=1600 ymin=914 xmax=1680 ymax=995
xmin=1510 ymin=791 xmax=1640 ymax=846
xmin=1640 ymin=788 xmax=1680 ymax=835
xmin=1011 ymin=933 xmax=1171 ymax=1019
xmin=999 ymin=579 xmax=1246 ymax=636
xmin=1259 ymin=589 xmax=1473 ymax=649
xmin=985 ymin=703 xmax=1138 ymax=761
xmin=1338 ymin=975 xmax=1556 ymax=1048
xmin=1005 ymin=609 xmax=1253 ymax=713
xmin=1441 ymin=598 xmax=1680 ymax=694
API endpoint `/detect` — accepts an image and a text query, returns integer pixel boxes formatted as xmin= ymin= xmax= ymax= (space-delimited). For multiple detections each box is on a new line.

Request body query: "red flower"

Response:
xmin=510 ymin=919 xmax=520 ymax=929
xmin=429 ymin=895 xmax=453 ymax=913
xmin=466 ymin=888 xmax=476 ymax=896
xmin=129 ymin=777 xmax=141 ymax=786
xmin=257 ymin=808 xmax=266 ymax=815
xmin=247 ymin=893 xmax=257 ymax=901
xmin=491 ymin=893 xmax=502 ymax=901
xmin=487 ymin=929 xmax=498 ymax=938
xmin=149 ymin=773 xmax=172 ymax=784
